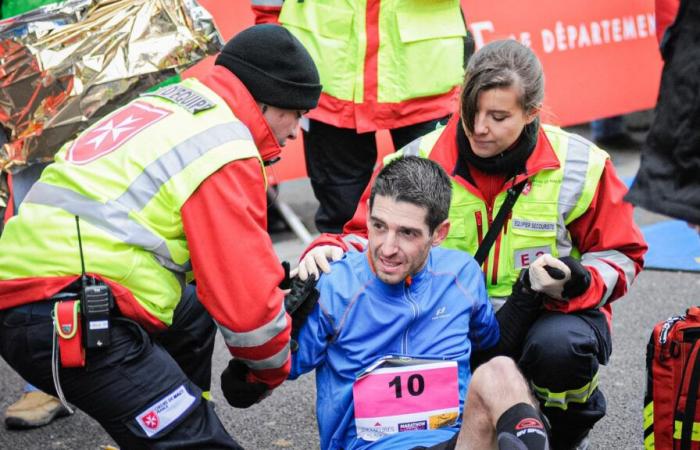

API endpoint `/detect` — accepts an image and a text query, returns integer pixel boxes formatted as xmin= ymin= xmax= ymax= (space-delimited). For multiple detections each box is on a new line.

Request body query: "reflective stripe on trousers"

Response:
xmin=531 ymin=371 xmax=600 ymax=410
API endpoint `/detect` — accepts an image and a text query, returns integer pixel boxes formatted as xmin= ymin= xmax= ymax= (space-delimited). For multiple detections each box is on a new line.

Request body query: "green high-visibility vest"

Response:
xmin=278 ymin=0 xmax=466 ymax=104
xmin=0 ymin=79 xmax=263 ymax=326
xmin=391 ymin=124 xmax=609 ymax=300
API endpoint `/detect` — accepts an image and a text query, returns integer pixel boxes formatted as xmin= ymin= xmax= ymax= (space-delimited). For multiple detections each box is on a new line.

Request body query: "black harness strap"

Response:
xmin=473 ymin=180 xmax=527 ymax=266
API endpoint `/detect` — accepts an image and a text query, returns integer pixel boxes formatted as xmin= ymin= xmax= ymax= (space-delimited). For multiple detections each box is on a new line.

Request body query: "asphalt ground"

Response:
xmin=1 ymin=117 xmax=699 ymax=449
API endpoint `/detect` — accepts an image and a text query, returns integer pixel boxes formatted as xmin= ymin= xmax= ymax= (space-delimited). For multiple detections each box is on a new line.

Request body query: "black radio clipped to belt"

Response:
xmin=75 ymin=216 xmax=114 ymax=349
xmin=82 ymin=281 xmax=113 ymax=348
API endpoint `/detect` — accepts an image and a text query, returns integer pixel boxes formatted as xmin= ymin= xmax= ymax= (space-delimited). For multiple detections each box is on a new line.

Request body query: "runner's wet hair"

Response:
xmin=460 ymin=39 xmax=544 ymax=134
xmin=369 ymin=156 xmax=452 ymax=233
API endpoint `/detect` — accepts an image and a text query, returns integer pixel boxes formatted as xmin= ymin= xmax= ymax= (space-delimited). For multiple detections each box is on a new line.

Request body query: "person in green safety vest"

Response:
xmin=0 ymin=24 xmax=321 ymax=448
xmin=0 ymin=0 xmax=182 ymax=431
xmin=296 ymin=39 xmax=648 ymax=450
xmin=251 ymin=0 xmax=472 ymax=235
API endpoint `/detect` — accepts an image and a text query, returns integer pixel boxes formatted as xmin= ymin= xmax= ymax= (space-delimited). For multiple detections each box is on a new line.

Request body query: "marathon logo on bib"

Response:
xmin=143 ymin=85 xmax=215 ymax=114
xmin=511 ymin=219 xmax=556 ymax=232
xmin=514 ymin=246 xmax=551 ymax=269
xmin=135 ymin=385 xmax=196 ymax=437
xmin=398 ymin=420 xmax=427 ymax=432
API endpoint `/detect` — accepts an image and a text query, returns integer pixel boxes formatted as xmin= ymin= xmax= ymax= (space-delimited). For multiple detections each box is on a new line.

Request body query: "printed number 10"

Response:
xmin=388 ymin=374 xmax=425 ymax=398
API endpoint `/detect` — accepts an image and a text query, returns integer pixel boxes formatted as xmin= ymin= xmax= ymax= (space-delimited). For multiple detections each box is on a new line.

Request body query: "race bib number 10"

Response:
xmin=353 ymin=358 xmax=459 ymax=442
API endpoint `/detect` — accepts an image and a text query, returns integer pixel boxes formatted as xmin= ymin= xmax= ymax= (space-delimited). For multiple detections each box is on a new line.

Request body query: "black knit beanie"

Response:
xmin=215 ymin=24 xmax=322 ymax=111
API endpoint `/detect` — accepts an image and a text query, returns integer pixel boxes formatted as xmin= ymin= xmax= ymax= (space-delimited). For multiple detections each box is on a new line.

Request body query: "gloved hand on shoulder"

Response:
xmin=220 ymin=359 xmax=270 ymax=408
xmin=297 ymin=245 xmax=344 ymax=281
xmin=528 ymin=254 xmax=591 ymax=300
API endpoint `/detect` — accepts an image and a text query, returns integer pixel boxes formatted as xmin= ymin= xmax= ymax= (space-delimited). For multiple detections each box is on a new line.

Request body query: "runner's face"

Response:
xmin=262 ymin=105 xmax=305 ymax=146
xmin=462 ymin=85 xmax=537 ymax=158
xmin=367 ymin=195 xmax=438 ymax=285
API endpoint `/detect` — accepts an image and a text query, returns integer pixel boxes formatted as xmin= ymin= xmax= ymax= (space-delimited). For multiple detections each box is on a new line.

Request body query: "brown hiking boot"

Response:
xmin=4 ymin=391 xmax=72 ymax=429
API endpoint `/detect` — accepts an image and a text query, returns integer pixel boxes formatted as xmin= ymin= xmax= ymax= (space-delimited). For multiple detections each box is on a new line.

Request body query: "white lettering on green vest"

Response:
xmin=143 ymin=85 xmax=215 ymax=114
xmin=512 ymin=219 xmax=556 ymax=232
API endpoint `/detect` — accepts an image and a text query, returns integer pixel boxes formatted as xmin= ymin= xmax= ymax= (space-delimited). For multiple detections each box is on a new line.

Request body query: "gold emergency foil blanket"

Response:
xmin=0 ymin=0 xmax=222 ymax=173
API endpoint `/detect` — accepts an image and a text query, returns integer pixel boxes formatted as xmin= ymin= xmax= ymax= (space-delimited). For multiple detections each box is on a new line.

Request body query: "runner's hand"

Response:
xmin=296 ymin=245 xmax=344 ymax=280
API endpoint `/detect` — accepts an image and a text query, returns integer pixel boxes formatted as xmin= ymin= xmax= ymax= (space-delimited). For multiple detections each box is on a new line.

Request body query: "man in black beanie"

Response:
xmin=214 ymin=23 xmax=322 ymax=233
xmin=215 ymin=23 xmax=322 ymax=146
xmin=0 ymin=24 xmax=320 ymax=449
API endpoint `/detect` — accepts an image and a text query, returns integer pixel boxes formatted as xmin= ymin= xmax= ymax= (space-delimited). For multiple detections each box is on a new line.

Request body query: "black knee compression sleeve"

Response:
xmin=496 ymin=403 xmax=549 ymax=450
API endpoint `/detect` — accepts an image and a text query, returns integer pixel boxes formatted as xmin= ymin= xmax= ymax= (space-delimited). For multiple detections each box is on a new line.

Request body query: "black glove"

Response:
xmin=472 ymin=270 xmax=543 ymax=368
xmin=220 ymin=359 xmax=270 ymax=408
xmin=558 ymin=256 xmax=591 ymax=299
xmin=279 ymin=261 xmax=291 ymax=290
xmin=284 ymin=275 xmax=320 ymax=350
xmin=507 ymin=269 xmax=543 ymax=313
xmin=495 ymin=269 xmax=544 ymax=353
xmin=284 ymin=274 xmax=318 ymax=315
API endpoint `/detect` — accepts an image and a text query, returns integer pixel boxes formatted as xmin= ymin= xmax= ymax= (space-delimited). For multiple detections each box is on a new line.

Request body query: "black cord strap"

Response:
xmin=473 ymin=180 xmax=527 ymax=266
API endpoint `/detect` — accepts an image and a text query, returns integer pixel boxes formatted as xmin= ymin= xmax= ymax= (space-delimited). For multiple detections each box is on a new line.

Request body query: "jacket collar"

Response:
xmin=199 ymin=66 xmax=282 ymax=163
xmin=516 ymin=126 xmax=560 ymax=184
xmin=364 ymin=250 xmax=432 ymax=298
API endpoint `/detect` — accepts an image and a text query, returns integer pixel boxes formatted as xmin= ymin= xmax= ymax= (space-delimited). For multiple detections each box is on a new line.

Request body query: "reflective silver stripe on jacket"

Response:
xmin=217 ymin=304 xmax=288 ymax=348
xmin=116 ymin=122 xmax=252 ymax=210
xmin=490 ymin=296 xmax=507 ymax=312
xmin=401 ymin=137 xmax=423 ymax=157
xmin=24 ymin=121 xmax=253 ymax=273
xmin=342 ymin=234 xmax=368 ymax=251
xmin=25 ymin=182 xmax=187 ymax=273
xmin=582 ymin=250 xmax=637 ymax=307
xmin=251 ymin=0 xmax=283 ymax=6
xmin=555 ymin=134 xmax=593 ymax=257
xmin=237 ymin=344 xmax=290 ymax=371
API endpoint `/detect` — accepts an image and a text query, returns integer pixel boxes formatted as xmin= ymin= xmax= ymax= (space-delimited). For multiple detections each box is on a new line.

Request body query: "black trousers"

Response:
xmin=518 ymin=310 xmax=612 ymax=450
xmin=303 ymin=116 xmax=450 ymax=233
xmin=0 ymin=285 xmax=241 ymax=450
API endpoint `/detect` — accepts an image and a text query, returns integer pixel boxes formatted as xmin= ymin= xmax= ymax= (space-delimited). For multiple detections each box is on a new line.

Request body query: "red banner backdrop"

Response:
xmin=463 ymin=0 xmax=663 ymax=125
xmin=187 ymin=1 xmax=663 ymax=183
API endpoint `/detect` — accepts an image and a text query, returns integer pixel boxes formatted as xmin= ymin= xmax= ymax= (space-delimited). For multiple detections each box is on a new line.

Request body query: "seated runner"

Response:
xmin=295 ymin=40 xmax=646 ymax=449
xmin=290 ymin=157 xmax=549 ymax=450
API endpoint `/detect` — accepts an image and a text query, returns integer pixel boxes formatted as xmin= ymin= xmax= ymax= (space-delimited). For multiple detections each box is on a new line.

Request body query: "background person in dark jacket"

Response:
xmin=625 ymin=0 xmax=700 ymax=232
